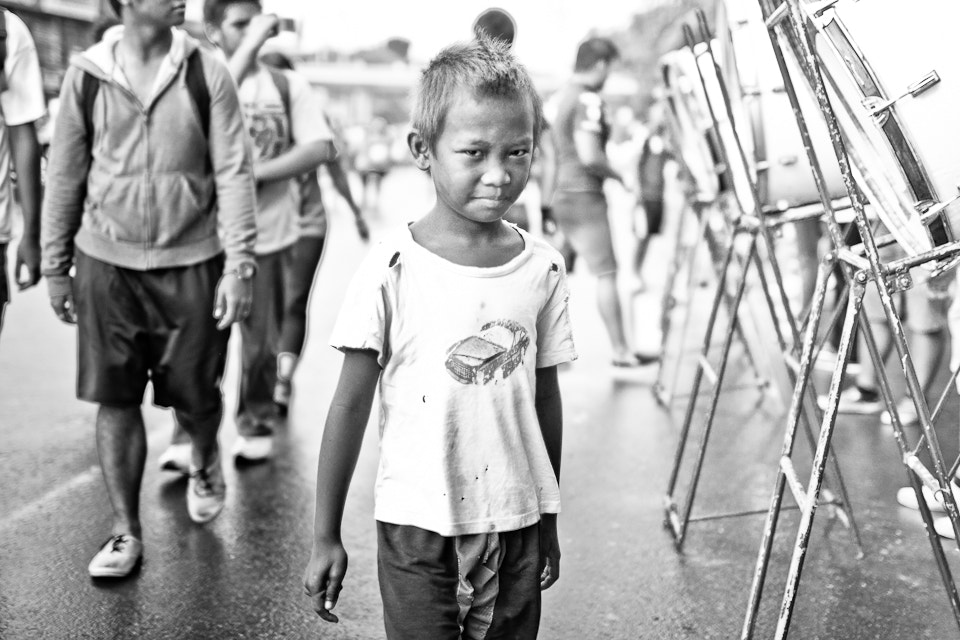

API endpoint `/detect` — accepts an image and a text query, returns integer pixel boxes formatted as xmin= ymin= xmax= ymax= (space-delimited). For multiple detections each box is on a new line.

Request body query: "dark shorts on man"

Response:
xmin=377 ymin=521 xmax=542 ymax=640
xmin=73 ymin=250 xmax=229 ymax=415
xmin=643 ymin=199 xmax=665 ymax=236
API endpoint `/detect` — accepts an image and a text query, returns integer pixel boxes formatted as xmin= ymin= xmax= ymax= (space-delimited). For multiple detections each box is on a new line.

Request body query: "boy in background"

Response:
xmin=303 ymin=35 xmax=575 ymax=638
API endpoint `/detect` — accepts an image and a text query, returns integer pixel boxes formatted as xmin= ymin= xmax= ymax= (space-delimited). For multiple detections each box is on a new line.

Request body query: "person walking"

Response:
xmin=303 ymin=35 xmax=575 ymax=638
xmin=41 ymin=0 xmax=257 ymax=578
xmin=0 ymin=8 xmax=45 ymax=336
xmin=201 ymin=0 xmax=338 ymax=463
xmin=548 ymin=37 xmax=656 ymax=368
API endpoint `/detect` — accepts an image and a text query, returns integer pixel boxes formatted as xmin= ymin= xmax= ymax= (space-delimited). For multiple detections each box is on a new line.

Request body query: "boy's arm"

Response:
xmin=226 ymin=12 xmax=279 ymax=86
xmin=325 ymin=152 xmax=369 ymax=240
xmin=305 ymin=348 xmax=381 ymax=623
xmin=535 ymin=365 xmax=563 ymax=591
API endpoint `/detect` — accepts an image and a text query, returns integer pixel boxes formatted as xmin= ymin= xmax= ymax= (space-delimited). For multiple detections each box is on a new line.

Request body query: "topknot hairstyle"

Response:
xmin=108 ymin=0 xmax=122 ymax=17
xmin=411 ymin=33 xmax=544 ymax=153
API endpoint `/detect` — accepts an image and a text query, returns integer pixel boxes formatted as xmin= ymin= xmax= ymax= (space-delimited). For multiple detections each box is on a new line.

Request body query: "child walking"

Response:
xmin=303 ymin=35 xmax=577 ymax=639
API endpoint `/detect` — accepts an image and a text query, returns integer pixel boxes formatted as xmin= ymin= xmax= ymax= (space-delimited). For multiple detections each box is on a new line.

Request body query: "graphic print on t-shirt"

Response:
xmin=445 ymin=320 xmax=530 ymax=385
xmin=245 ymin=104 xmax=289 ymax=161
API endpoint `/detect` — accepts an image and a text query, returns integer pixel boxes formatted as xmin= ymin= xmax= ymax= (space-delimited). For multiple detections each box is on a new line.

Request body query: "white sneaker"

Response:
xmin=817 ymin=387 xmax=881 ymax=414
xmin=158 ymin=442 xmax=192 ymax=475
xmin=934 ymin=516 xmax=958 ymax=539
xmin=231 ymin=435 xmax=273 ymax=463
xmin=880 ymin=400 xmax=919 ymax=427
xmin=187 ymin=453 xmax=225 ymax=524
xmin=88 ymin=534 xmax=143 ymax=578
xmin=896 ymin=482 xmax=960 ymax=512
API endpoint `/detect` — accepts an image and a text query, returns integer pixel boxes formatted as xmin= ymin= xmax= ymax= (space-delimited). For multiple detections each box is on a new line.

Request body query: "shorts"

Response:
xmin=74 ymin=250 xmax=229 ymax=415
xmin=377 ymin=521 xmax=541 ymax=640
xmin=552 ymin=190 xmax=617 ymax=276
xmin=642 ymin=199 xmax=665 ymax=236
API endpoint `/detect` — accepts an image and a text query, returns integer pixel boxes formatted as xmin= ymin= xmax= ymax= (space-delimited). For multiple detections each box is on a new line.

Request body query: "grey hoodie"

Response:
xmin=41 ymin=28 xmax=256 ymax=297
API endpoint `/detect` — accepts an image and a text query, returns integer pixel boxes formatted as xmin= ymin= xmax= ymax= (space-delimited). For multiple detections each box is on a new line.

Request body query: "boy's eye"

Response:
xmin=461 ymin=149 xmax=483 ymax=158
xmin=510 ymin=149 xmax=530 ymax=158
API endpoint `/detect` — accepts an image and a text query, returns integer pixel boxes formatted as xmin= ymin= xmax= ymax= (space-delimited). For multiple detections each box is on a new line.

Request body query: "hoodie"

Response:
xmin=41 ymin=27 xmax=257 ymax=297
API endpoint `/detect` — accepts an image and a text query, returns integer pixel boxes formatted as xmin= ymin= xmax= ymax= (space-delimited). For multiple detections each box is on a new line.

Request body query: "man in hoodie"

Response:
xmin=41 ymin=0 xmax=257 ymax=579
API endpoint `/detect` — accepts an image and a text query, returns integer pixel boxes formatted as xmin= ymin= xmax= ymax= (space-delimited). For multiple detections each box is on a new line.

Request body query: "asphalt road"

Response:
xmin=1 ymin=167 xmax=958 ymax=639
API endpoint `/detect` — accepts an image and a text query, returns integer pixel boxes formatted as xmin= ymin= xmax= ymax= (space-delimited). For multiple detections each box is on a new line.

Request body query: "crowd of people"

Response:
xmin=3 ymin=0 xmax=956 ymax=638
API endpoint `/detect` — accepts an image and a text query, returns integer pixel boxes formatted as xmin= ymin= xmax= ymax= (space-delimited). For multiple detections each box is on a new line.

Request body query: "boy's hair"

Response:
xmin=574 ymin=37 xmax=619 ymax=72
xmin=202 ymin=0 xmax=262 ymax=26
xmin=412 ymin=34 xmax=544 ymax=152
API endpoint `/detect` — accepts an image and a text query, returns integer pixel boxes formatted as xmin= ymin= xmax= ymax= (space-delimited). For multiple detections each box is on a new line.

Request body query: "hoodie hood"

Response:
xmin=72 ymin=26 xmax=200 ymax=82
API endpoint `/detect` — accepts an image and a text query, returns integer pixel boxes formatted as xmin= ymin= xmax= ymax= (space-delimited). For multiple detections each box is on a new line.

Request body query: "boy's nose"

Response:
xmin=481 ymin=162 xmax=511 ymax=187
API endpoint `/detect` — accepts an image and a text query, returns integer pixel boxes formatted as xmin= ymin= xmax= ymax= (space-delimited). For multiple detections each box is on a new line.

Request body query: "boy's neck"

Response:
xmin=119 ymin=21 xmax=173 ymax=63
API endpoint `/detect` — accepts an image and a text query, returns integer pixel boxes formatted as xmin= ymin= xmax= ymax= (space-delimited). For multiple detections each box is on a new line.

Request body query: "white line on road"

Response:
xmin=2 ymin=465 xmax=101 ymax=530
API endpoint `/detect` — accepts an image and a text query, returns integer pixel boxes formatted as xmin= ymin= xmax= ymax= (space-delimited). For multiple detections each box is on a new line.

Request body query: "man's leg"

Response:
xmin=596 ymin=271 xmax=631 ymax=358
xmin=96 ymin=404 xmax=147 ymax=538
xmin=0 ymin=243 xmax=8 ymax=335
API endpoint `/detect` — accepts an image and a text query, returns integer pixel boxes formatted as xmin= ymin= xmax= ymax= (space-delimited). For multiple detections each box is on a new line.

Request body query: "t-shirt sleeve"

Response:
xmin=287 ymin=70 xmax=334 ymax=146
xmin=536 ymin=261 xmax=577 ymax=368
xmin=2 ymin=14 xmax=46 ymax=126
xmin=329 ymin=246 xmax=392 ymax=366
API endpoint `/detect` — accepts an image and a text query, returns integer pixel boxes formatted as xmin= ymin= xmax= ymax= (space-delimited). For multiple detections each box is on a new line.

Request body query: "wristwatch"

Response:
xmin=224 ymin=261 xmax=257 ymax=281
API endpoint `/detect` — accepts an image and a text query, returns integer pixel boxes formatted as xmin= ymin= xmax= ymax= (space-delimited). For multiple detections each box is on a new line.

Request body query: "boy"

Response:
xmin=199 ymin=0 xmax=337 ymax=463
xmin=303 ymin=36 xmax=576 ymax=638
xmin=41 ymin=0 xmax=257 ymax=577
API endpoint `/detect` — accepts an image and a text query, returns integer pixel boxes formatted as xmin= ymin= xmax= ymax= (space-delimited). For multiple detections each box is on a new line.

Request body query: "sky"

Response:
xmin=187 ymin=0 xmax=651 ymax=76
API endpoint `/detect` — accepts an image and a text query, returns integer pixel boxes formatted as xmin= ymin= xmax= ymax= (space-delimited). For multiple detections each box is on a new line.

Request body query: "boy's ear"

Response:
xmin=202 ymin=21 xmax=221 ymax=46
xmin=407 ymin=130 xmax=430 ymax=172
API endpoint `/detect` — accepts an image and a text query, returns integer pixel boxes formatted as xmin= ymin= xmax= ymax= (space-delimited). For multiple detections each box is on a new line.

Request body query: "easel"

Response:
xmin=740 ymin=0 xmax=960 ymax=636
xmin=663 ymin=18 xmax=860 ymax=552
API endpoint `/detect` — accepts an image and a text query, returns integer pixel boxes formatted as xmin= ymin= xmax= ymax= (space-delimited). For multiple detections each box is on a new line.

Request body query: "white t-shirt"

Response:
xmin=330 ymin=224 xmax=577 ymax=536
xmin=0 ymin=11 xmax=46 ymax=244
xmin=238 ymin=66 xmax=333 ymax=254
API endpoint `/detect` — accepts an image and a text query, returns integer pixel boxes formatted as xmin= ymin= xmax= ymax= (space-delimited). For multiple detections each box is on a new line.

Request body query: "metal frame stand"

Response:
xmin=663 ymin=19 xmax=861 ymax=552
xmin=741 ymin=0 xmax=960 ymax=636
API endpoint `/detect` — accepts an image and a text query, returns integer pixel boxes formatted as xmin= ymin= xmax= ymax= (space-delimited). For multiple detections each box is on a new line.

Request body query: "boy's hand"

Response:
xmin=245 ymin=13 xmax=281 ymax=48
xmin=304 ymin=539 xmax=349 ymax=623
xmin=539 ymin=514 xmax=561 ymax=590
xmin=50 ymin=293 xmax=77 ymax=324
xmin=213 ymin=272 xmax=253 ymax=330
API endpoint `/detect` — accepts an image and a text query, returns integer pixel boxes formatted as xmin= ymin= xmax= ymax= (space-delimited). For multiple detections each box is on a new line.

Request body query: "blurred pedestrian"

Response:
xmin=633 ymin=118 xmax=674 ymax=292
xmin=0 ymin=8 xmax=45 ymax=336
xmin=198 ymin=0 xmax=338 ymax=464
xmin=548 ymin=37 xmax=656 ymax=368
xmin=41 ymin=0 xmax=257 ymax=578
xmin=355 ymin=116 xmax=393 ymax=213
xmin=258 ymin=49 xmax=369 ymax=415
xmin=303 ymin=35 xmax=574 ymax=638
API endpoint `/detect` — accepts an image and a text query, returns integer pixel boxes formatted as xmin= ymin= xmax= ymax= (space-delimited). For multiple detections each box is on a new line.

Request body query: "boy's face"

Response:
xmin=424 ymin=88 xmax=535 ymax=226
xmin=207 ymin=1 xmax=261 ymax=57
xmin=127 ymin=0 xmax=187 ymax=27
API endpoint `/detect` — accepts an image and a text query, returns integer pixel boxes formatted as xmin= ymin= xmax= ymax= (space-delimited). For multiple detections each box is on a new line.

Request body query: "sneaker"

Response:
xmin=158 ymin=442 xmax=192 ymax=475
xmin=273 ymin=378 xmax=292 ymax=417
xmin=880 ymin=399 xmax=920 ymax=427
xmin=88 ymin=534 xmax=143 ymax=578
xmin=896 ymin=482 xmax=960 ymax=512
xmin=934 ymin=516 xmax=958 ymax=539
xmin=231 ymin=435 xmax=273 ymax=463
xmin=817 ymin=386 xmax=882 ymax=414
xmin=187 ymin=453 xmax=226 ymax=524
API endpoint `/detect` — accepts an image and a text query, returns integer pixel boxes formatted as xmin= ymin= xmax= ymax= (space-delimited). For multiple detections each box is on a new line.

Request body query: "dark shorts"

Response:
xmin=377 ymin=521 xmax=542 ymax=640
xmin=552 ymin=190 xmax=617 ymax=276
xmin=74 ymin=250 xmax=229 ymax=415
xmin=643 ymin=199 xmax=665 ymax=236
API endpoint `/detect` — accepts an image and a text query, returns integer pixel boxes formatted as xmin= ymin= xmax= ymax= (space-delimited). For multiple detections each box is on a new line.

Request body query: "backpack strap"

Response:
xmin=0 ymin=10 xmax=9 ymax=92
xmin=80 ymin=69 xmax=99 ymax=145
xmin=265 ymin=65 xmax=293 ymax=144
xmin=184 ymin=49 xmax=210 ymax=140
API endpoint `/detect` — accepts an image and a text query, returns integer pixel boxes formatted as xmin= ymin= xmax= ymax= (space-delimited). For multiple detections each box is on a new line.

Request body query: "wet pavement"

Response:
xmin=1 ymin=167 xmax=959 ymax=638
